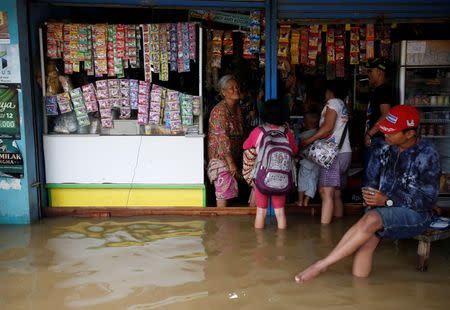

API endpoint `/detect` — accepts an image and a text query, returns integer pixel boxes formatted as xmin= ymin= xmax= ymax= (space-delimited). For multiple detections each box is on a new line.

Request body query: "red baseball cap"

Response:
xmin=377 ymin=105 xmax=420 ymax=134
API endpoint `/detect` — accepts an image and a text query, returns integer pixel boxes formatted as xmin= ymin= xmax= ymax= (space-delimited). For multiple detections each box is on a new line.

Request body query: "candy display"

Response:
xmin=70 ymin=87 xmax=90 ymax=127
xmin=277 ymin=24 xmax=290 ymax=61
xmin=45 ymin=95 xmax=59 ymax=116
xmin=249 ymin=11 xmax=261 ymax=55
xmin=81 ymin=83 xmax=99 ymax=112
xmin=149 ymin=84 xmax=163 ymax=125
xmin=138 ymin=81 xmax=150 ymax=125
xmin=180 ymin=93 xmax=193 ymax=126
xmin=129 ymin=79 xmax=139 ymax=110
xmin=56 ymin=92 xmax=73 ymax=114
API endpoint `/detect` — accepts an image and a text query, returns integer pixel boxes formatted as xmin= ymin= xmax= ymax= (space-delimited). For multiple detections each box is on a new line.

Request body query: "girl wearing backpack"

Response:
xmin=243 ymin=99 xmax=298 ymax=229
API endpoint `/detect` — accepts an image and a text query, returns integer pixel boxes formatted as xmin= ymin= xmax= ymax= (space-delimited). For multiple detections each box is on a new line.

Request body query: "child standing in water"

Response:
xmin=243 ymin=99 xmax=298 ymax=229
xmin=296 ymin=112 xmax=320 ymax=207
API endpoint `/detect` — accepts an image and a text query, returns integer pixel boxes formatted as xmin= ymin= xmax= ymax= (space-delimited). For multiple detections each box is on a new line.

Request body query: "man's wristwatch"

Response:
xmin=385 ymin=199 xmax=394 ymax=207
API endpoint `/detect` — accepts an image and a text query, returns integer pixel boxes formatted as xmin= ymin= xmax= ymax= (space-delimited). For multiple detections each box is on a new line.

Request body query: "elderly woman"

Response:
xmin=207 ymin=75 xmax=245 ymax=208
xmin=301 ymin=81 xmax=352 ymax=224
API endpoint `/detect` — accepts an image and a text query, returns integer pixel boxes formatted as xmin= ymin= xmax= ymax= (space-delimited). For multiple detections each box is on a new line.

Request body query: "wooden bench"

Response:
xmin=415 ymin=227 xmax=450 ymax=271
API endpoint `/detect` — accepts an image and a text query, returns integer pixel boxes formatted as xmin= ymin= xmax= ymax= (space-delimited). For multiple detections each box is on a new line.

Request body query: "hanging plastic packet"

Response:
xmin=259 ymin=15 xmax=266 ymax=67
xmin=243 ymin=33 xmax=255 ymax=60
xmin=307 ymin=25 xmax=320 ymax=67
xmin=45 ymin=95 xmax=59 ymax=116
xmin=56 ymin=92 xmax=73 ymax=114
xmin=223 ymin=31 xmax=234 ymax=56
xmin=335 ymin=26 xmax=346 ymax=78
xmin=93 ymin=24 xmax=108 ymax=76
xmin=380 ymin=25 xmax=391 ymax=58
xmin=277 ymin=24 xmax=290 ymax=61
xmin=47 ymin=23 xmax=64 ymax=59
xmin=180 ymin=93 xmax=194 ymax=126
xmin=359 ymin=25 xmax=367 ymax=63
xmin=108 ymin=79 xmax=121 ymax=109
xmin=167 ymin=89 xmax=182 ymax=131
xmin=181 ymin=23 xmax=191 ymax=72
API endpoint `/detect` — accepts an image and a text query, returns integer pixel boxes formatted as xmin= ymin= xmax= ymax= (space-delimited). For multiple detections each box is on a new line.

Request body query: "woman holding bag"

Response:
xmin=301 ymin=82 xmax=352 ymax=224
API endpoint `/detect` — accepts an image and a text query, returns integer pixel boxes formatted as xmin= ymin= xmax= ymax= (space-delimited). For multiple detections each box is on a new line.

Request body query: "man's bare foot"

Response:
xmin=295 ymin=201 xmax=303 ymax=207
xmin=294 ymin=261 xmax=327 ymax=283
xmin=303 ymin=198 xmax=310 ymax=207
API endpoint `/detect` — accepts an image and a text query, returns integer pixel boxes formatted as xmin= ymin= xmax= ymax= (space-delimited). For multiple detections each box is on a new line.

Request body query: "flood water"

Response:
xmin=0 ymin=215 xmax=449 ymax=309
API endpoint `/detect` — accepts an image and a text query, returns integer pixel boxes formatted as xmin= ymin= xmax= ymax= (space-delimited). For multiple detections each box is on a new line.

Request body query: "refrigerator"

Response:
xmin=399 ymin=40 xmax=450 ymax=206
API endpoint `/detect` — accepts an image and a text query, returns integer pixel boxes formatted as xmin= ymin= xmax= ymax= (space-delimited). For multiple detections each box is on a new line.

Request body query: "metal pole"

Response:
xmin=199 ymin=26 xmax=204 ymax=135
xmin=265 ymin=0 xmax=278 ymax=100
xmin=39 ymin=27 xmax=47 ymax=134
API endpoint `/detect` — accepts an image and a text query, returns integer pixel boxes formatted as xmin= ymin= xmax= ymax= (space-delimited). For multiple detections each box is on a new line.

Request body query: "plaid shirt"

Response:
xmin=366 ymin=139 xmax=441 ymax=213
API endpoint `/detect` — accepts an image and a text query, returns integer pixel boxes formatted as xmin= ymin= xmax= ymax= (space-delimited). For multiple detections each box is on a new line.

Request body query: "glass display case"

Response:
xmin=399 ymin=41 xmax=450 ymax=201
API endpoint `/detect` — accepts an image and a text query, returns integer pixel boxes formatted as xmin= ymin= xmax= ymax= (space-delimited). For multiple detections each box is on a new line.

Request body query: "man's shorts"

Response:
xmin=372 ymin=207 xmax=432 ymax=239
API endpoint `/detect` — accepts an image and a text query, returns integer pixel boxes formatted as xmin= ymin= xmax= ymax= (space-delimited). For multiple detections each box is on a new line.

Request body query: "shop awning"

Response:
xmin=278 ymin=0 xmax=450 ymax=22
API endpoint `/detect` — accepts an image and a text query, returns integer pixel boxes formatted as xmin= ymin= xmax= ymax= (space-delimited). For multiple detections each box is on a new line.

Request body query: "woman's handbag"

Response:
xmin=303 ymin=124 xmax=348 ymax=169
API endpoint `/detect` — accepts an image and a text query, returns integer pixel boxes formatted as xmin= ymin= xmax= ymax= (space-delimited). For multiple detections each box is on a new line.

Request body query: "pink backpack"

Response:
xmin=253 ymin=125 xmax=296 ymax=195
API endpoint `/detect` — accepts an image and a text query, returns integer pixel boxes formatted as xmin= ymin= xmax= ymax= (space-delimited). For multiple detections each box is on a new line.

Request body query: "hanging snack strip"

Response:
xmin=211 ymin=30 xmax=223 ymax=69
xmin=259 ymin=15 xmax=266 ymax=67
xmin=180 ymin=93 xmax=193 ymax=126
xmin=108 ymin=79 xmax=121 ymax=109
xmin=47 ymin=23 xmax=64 ymax=59
xmin=167 ymin=89 xmax=182 ymax=132
xmin=243 ymin=32 xmax=254 ymax=60
xmin=149 ymin=84 xmax=163 ymax=125
xmin=138 ymin=81 xmax=150 ymax=125
xmin=350 ymin=26 xmax=360 ymax=65
xmin=169 ymin=23 xmax=178 ymax=72
xmin=81 ymin=83 xmax=99 ymax=112
xmin=192 ymin=95 xmax=201 ymax=116
xmin=326 ymin=27 xmax=335 ymax=64
xmin=62 ymin=24 xmax=72 ymax=74
xmin=56 ymin=92 xmax=73 ymax=114
xmin=189 ymin=22 xmax=197 ymax=62
xmin=277 ymin=24 xmax=290 ymax=61
xmin=380 ymin=25 xmax=391 ymax=58
xmin=290 ymin=29 xmax=300 ymax=65
xmin=223 ymin=31 xmax=233 ymax=56
xmin=142 ymin=24 xmax=152 ymax=82
xmin=150 ymin=24 xmax=161 ymax=74
xmin=307 ymin=25 xmax=320 ymax=67
xmin=107 ymin=25 xmax=116 ymax=77
xmin=159 ymin=23 xmax=170 ymax=81
xmin=335 ymin=25 xmax=345 ymax=78
xmin=96 ymin=80 xmax=113 ymax=128
xmin=129 ymin=79 xmax=139 ymax=110
xmin=299 ymin=26 xmax=308 ymax=65
xmin=366 ymin=24 xmax=375 ymax=60
xmin=115 ymin=24 xmax=125 ymax=77
xmin=70 ymin=87 xmax=90 ymax=127
xmin=94 ymin=24 xmax=108 ymax=77
xmin=249 ymin=11 xmax=261 ymax=55
xmin=45 ymin=95 xmax=59 ymax=116
xmin=181 ymin=23 xmax=190 ymax=72
xmin=359 ymin=25 xmax=367 ymax=63
xmin=119 ymin=79 xmax=131 ymax=119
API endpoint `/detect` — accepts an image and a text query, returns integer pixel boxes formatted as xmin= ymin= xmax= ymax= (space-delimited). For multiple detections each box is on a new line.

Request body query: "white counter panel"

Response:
xmin=44 ymin=135 xmax=204 ymax=184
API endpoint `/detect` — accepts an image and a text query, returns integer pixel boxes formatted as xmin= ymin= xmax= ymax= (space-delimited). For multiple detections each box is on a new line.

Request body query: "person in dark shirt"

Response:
xmin=295 ymin=105 xmax=441 ymax=283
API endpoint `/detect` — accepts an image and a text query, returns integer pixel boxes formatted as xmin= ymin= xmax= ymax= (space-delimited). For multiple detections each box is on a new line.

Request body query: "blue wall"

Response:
xmin=0 ymin=0 xmax=39 ymax=224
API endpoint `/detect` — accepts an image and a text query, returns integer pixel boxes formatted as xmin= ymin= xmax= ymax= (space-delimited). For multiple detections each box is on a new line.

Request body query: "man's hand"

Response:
xmin=362 ymin=188 xmax=388 ymax=207
xmin=228 ymin=161 xmax=238 ymax=178
xmin=364 ymin=133 xmax=372 ymax=147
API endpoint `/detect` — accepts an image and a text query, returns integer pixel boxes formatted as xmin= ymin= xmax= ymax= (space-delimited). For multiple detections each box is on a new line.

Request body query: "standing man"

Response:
xmin=295 ymin=105 xmax=441 ymax=283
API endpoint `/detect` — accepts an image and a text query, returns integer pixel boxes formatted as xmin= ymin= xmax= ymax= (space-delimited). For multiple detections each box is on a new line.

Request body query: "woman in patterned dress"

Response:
xmin=207 ymin=75 xmax=245 ymax=207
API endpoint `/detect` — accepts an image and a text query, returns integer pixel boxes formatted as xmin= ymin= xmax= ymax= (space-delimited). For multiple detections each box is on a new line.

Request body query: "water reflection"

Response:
xmin=47 ymin=220 xmax=207 ymax=308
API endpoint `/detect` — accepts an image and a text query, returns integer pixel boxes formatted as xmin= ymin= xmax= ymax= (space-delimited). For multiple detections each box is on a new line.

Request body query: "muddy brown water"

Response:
xmin=0 ymin=215 xmax=449 ymax=309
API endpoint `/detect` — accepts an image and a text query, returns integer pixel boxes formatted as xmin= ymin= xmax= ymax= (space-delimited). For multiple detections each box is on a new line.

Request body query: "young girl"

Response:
xmin=243 ymin=99 xmax=298 ymax=229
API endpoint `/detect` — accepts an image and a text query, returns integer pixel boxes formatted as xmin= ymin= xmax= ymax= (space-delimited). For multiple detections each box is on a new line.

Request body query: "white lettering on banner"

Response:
xmin=0 ymin=101 xmax=16 ymax=112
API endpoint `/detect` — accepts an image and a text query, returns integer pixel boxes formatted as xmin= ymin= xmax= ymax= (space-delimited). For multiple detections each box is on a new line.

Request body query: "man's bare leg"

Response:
xmin=352 ymin=235 xmax=380 ymax=277
xmin=295 ymin=211 xmax=383 ymax=283
xmin=217 ymin=199 xmax=227 ymax=208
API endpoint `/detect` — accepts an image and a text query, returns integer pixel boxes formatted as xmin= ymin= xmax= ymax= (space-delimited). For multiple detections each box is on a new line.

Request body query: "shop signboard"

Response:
xmin=0 ymin=85 xmax=20 ymax=139
xmin=0 ymin=138 xmax=23 ymax=178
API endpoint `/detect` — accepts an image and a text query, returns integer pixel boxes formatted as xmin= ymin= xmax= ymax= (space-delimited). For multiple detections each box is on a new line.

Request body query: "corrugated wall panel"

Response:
xmin=279 ymin=0 xmax=450 ymax=21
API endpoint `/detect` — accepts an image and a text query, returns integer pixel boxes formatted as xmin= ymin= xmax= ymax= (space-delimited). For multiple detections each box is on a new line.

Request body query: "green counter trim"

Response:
xmin=46 ymin=183 xmax=205 ymax=190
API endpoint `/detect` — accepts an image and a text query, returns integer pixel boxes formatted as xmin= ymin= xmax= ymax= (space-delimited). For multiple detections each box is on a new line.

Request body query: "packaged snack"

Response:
xmin=290 ymin=29 xmax=300 ymax=65
xmin=45 ymin=96 xmax=59 ymax=116
xmin=223 ymin=31 xmax=234 ymax=56
xmin=56 ymin=92 xmax=73 ymax=114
